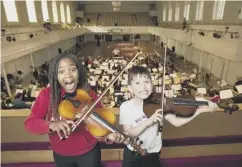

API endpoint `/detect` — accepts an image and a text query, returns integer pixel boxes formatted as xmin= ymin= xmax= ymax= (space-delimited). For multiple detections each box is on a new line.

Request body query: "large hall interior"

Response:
xmin=1 ymin=0 xmax=242 ymax=167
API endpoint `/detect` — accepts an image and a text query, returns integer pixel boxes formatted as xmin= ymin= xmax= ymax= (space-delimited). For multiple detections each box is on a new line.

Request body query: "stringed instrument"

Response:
xmin=144 ymin=94 xmax=240 ymax=118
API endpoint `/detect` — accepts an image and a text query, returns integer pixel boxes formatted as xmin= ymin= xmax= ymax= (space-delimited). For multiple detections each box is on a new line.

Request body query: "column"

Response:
xmin=199 ymin=51 xmax=203 ymax=72
xmin=1 ymin=63 xmax=12 ymax=97
xmin=30 ymin=53 xmax=35 ymax=68
xmin=223 ymin=59 xmax=229 ymax=81
xmin=47 ymin=47 xmax=50 ymax=62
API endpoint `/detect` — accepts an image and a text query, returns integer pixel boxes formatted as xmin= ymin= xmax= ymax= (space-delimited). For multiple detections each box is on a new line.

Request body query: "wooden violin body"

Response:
xmin=144 ymin=93 xmax=240 ymax=118
xmin=144 ymin=94 xmax=199 ymax=118
xmin=58 ymin=89 xmax=116 ymax=137
xmin=58 ymin=89 xmax=147 ymax=156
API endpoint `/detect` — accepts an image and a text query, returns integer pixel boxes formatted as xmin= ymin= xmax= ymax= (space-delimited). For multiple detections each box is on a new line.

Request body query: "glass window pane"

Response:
xmin=60 ymin=3 xmax=66 ymax=23
xmin=2 ymin=0 xmax=19 ymax=22
xmin=163 ymin=6 xmax=166 ymax=21
xmin=41 ymin=0 xmax=49 ymax=21
xmin=26 ymin=0 xmax=37 ymax=22
xmin=52 ymin=0 xmax=58 ymax=22
xmin=66 ymin=5 xmax=71 ymax=24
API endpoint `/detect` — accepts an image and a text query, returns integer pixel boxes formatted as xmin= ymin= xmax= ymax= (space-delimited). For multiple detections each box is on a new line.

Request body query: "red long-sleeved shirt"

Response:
xmin=24 ymin=87 xmax=102 ymax=156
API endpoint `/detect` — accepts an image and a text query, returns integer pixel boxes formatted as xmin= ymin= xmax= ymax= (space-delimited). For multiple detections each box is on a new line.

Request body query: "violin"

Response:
xmin=144 ymin=93 xmax=240 ymax=118
xmin=58 ymin=89 xmax=146 ymax=156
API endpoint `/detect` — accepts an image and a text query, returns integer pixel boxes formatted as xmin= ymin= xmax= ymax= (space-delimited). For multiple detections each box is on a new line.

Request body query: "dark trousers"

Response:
xmin=53 ymin=143 xmax=101 ymax=167
xmin=122 ymin=147 xmax=161 ymax=167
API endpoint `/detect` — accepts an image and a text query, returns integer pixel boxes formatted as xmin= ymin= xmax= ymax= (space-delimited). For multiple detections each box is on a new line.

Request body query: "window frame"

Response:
xmin=195 ymin=1 xmax=204 ymax=21
xmin=60 ymin=2 xmax=66 ymax=23
xmin=168 ymin=2 xmax=173 ymax=22
xmin=66 ymin=5 xmax=71 ymax=24
xmin=163 ymin=5 xmax=167 ymax=21
xmin=52 ymin=0 xmax=59 ymax=23
xmin=175 ymin=3 xmax=180 ymax=21
xmin=212 ymin=0 xmax=226 ymax=20
xmin=184 ymin=1 xmax=190 ymax=20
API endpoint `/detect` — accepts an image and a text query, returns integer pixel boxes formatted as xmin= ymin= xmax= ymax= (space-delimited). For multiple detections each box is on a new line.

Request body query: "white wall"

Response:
xmin=149 ymin=26 xmax=242 ymax=61
xmin=84 ymin=34 xmax=95 ymax=42
xmin=2 ymin=38 xmax=77 ymax=78
xmin=171 ymin=42 xmax=242 ymax=85
xmin=140 ymin=34 xmax=150 ymax=41
xmin=82 ymin=2 xmax=150 ymax=13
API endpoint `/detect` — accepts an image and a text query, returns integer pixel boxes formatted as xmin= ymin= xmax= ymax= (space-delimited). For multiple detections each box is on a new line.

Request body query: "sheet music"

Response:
xmin=15 ymin=89 xmax=23 ymax=95
xmin=171 ymin=84 xmax=182 ymax=91
xmin=121 ymin=80 xmax=128 ymax=85
xmin=235 ymin=85 xmax=242 ymax=94
xmin=164 ymin=75 xmax=170 ymax=80
xmin=94 ymin=69 xmax=102 ymax=74
xmin=219 ymin=89 xmax=233 ymax=99
xmin=197 ymin=88 xmax=207 ymax=95
xmin=31 ymin=90 xmax=40 ymax=98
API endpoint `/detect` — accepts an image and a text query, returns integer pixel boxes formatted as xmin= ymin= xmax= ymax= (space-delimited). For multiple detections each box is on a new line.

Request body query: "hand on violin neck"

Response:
xmin=49 ymin=120 xmax=75 ymax=139
xmin=145 ymin=109 xmax=163 ymax=127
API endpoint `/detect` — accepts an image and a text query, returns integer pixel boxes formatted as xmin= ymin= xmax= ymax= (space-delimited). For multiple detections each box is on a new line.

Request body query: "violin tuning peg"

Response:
xmin=135 ymin=137 xmax=139 ymax=142
xmin=139 ymin=140 xmax=143 ymax=145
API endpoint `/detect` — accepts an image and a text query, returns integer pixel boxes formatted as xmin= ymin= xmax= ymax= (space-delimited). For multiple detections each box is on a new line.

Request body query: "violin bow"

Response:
xmin=154 ymin=44 xmax=167 ymax=134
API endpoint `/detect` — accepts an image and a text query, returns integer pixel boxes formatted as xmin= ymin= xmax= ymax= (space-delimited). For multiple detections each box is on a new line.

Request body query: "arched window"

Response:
xmin=60 ymin=2 xmax=66 ymax=23
xmin=184 ymin=1 xmax=190 ymax=20
xmin=2 ymin=0 xmax=19 ymax=22
xmin=66 ymin=5 xmax=71 ymax=24
xmin=52 ymin=0 xmax=58 ymax=22
xmin=196 ymin=1 xmax=204 ymax=21
xmin=41 ymin=0 xmax=49 ymax=21
xmin=175 ymin=3 xmax=180 ymax=21
xmin=239 ymin=6 xmax=242 ymax=19
xmin=212 ymin=0 xmax=226 ymax=20
xmin=163 ymin=6 xmax=166 ymax=21
xmin=168 ymin=2 xmax=172 ymax=21
xmin=26 ymin=0 xmax=37 ymax=22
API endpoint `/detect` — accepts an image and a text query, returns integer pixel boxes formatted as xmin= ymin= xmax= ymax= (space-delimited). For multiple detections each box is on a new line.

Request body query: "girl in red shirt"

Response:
xmin=24 ymin=53 xmax=127 ymax=167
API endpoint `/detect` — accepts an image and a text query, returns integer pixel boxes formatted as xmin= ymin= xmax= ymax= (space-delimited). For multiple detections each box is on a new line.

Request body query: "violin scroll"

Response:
xmin=130 ymin=137 xmax=147 ymax=156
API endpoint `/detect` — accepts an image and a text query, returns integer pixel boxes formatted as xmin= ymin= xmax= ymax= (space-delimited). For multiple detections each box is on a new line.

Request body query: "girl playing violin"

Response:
xmin=24 ymin=53 xmax=127 ymax=167
xmin=119 ymin=66 xmax=217 ymax=167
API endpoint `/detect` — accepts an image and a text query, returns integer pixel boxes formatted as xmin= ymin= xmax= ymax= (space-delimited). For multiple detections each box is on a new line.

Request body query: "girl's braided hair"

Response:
xmin=47 ymin=53 xmax=89 ymax=120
